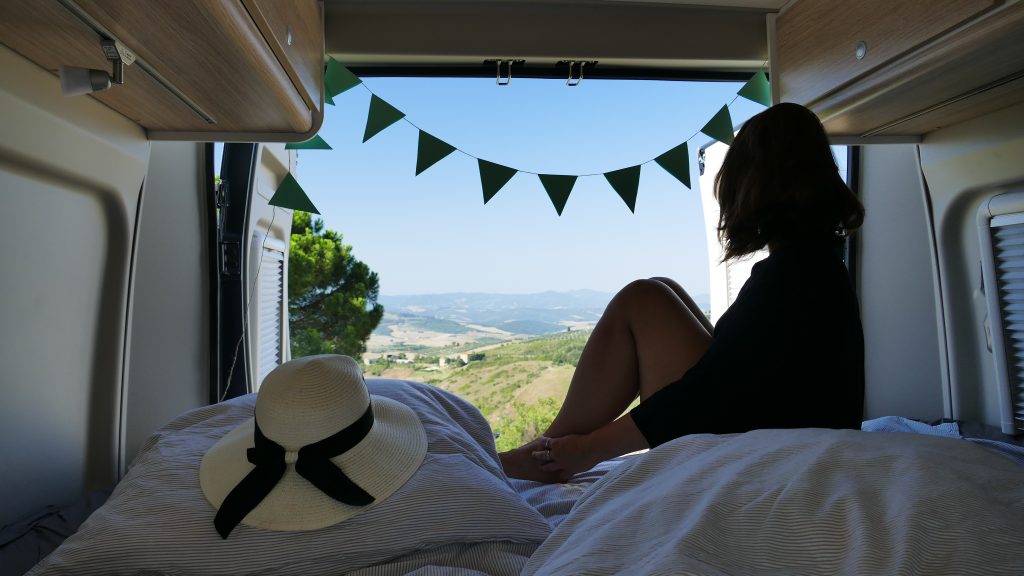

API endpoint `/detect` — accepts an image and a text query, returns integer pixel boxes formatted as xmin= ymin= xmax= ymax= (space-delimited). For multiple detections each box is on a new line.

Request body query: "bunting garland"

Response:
xmin=416 ymin=131 xmax=456 ymax=175
xmin=539 ymin=175 xmax=577 ymax=216
xmin=701 ymin=105 xmax=735 ymax=146
xmin=737 ymin=69 xmax=772 ymax=107
xmin=269 ymin=172 xmax=320 ymax=213
xmin=292 ymin=57 xmax=771 ymax=216
xmin=479 ymin=160 xmax=517 ymax=204
xmin=654 ymin=142 xmax=691 ymax=189
xmin=604 ymin=166 xmax=642 ymax=213
xmin=324 ymin=59 xmax=361 ymax=103
xmin=285 ymin=134 xmax=332 ymax=150
xmin=363 ymin=95 xmax=405 ymax=142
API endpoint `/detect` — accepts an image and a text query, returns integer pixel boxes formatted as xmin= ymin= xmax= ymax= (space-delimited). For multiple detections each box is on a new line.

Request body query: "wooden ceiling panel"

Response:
xmin=776 ymin=0 xmax=996 ymax=109
xmin=74 ymin=0 xmax=313 ymax=134
xmin=0 ymin=1 xmax=204 ymax=131
xmin=789 ymin=1 xmax=1024 ymax=138
xmin=245 ymin=0 xmax=323 ymax=116
xmin=0 ymin=1 xmax=324 ymax=140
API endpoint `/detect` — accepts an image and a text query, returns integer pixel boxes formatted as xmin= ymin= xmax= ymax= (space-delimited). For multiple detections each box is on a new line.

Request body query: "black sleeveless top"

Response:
xmin=630 ymin=238 xmax=865 ymax=447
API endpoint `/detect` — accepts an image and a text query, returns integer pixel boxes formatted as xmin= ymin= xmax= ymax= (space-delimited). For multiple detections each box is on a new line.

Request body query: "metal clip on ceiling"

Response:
xmin=558 ymin=60 xmax=597 ymax=87
xmin=497 ymin=60 xmax=512 ymax=86
xmin=485 ymin=59 xmax=525 ymax=86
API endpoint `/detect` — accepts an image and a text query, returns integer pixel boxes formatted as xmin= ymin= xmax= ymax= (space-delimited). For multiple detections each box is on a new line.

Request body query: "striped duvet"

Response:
xmin=524 ymin=428 xmax=1024 ymax=576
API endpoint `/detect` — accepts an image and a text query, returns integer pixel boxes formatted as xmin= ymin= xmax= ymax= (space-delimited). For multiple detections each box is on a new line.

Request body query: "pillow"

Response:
xmin=28 ymin=379 xmax=551 ymax=576
xmin=524 ymin=428 xmax=1024 ymax=576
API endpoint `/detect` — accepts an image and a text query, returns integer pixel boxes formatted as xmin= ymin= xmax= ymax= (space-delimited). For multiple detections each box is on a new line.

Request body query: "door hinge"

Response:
xmin=215 ymin=178 xmax=230 ymax=209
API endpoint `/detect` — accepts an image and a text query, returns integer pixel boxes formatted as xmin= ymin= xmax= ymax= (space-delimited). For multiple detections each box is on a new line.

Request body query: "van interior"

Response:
xmin=2 ymin=1 xmax=1023 ymax=574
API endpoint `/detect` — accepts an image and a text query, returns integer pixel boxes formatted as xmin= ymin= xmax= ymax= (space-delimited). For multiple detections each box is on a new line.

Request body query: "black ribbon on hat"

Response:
xmin=213 ymin=405 xmax=376 ymax=539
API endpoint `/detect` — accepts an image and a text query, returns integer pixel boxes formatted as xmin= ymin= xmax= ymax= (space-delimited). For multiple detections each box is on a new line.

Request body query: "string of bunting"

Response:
xmin=270 ymin=58 xmax=772 ymax=216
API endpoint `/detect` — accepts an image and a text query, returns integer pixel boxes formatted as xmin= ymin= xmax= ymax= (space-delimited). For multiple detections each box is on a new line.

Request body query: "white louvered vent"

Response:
xmin=987 ymin=215 xmax=1024 ymax=433
xmin=257 ymin=247 xmax=285 ymax=387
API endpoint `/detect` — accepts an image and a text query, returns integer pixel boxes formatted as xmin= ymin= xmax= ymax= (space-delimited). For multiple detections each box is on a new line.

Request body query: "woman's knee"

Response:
xmin=649 ymin=276 xmax=689 ymax=298
xmin=611 ymin=278 xmax=677 ymax=311
xmin=616 ymin=278 xmax=663 ymax=299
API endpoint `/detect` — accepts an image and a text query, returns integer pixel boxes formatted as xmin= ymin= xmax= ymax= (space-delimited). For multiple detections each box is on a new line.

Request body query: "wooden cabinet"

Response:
xmin=775 ymin=0 xmax=1024 ymax=138
xmin=245 ymin=0 xmax=324 ymax=122
xmin=0 ymin=1 xmax=324 ymax=141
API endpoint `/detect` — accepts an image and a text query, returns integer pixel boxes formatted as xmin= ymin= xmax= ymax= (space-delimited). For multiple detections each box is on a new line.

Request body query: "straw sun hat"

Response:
xmin=200 ymin=354 xmax=427 ymax=538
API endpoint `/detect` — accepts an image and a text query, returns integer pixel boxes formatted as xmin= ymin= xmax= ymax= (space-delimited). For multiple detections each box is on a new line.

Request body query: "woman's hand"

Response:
xmin=532 ymin=434 xmax=602 ymax=477
xmin=499 ymin=437 xmax=572 ymax=483
xmin=531 ymin=416 xmax=650 ymax=479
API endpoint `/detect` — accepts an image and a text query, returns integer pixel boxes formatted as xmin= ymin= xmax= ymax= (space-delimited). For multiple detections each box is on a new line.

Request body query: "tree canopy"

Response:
xmin=288 ymin=211 xmax=383 ymax=358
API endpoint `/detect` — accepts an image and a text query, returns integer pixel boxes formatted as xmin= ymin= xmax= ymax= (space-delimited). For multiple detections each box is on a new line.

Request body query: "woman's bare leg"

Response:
xmin=545 ymin=278 xmax=711 ymax=436
xmin=500 ymin=278 xmax=711 ymax=480
xmin=651 ymin=276 xmax=713 ymax=336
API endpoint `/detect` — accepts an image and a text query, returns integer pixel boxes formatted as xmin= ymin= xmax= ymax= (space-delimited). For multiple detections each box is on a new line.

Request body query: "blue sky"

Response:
xmin=292 ymin=76 xmax=770 ymax=296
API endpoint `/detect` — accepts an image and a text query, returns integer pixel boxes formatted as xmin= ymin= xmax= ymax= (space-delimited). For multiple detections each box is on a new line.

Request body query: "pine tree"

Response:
xmin=288 ymin=211 xmax=383 ymax=358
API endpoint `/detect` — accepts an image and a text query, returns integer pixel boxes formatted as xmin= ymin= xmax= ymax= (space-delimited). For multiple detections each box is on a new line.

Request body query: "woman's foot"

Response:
xmin=499 ymin=438 xmax=570 ymax=483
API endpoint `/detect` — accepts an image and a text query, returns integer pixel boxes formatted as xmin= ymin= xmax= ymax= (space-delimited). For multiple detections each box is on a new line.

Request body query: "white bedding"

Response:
xmin=29 ymin=376 xmax=1024 ymax=576
xmin=524 ymin=428 xmax=1024 ymax=576
xmin=27 ymin=379 xmax=553 ymax=576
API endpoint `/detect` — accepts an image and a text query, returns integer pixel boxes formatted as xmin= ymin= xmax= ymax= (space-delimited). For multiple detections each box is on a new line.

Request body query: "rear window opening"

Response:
xmin=280 ymin=74 xmax=833 ymax=449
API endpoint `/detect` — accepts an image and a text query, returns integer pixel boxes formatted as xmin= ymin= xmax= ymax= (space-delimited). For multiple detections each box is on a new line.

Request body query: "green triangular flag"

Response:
xmin=604 ymin=166 xmax=641 ymax=213
xmin=324 ymin=58 xmax=361 ymax=99
xmin=285 ymin=134 xmax=332 ymax=150
xmin=416 ymin=131 xmax=456 ymax=175
xmin=363 ymin=95 xmax=406 ymax=142
xmin=539 ymin=174 xmax=577 ymax=216
xmin=478 ymin=160 xmax=517 ymax=204
xmin=655 ymin=142 xmax=691 ymax=189
xmin=325 ymin=92 xmax=334 ymax=106
xmin=701 ymin=105 xmax=735 ymax=145
xmin=738 ymin=69 xmax=772 ymax=107
xmin=269 ymin=172 xmax=319 ymax=214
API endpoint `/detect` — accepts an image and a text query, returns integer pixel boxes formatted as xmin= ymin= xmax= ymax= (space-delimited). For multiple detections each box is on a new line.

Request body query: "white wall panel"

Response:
xmin=0 ymin=45 xmax=149 ymax=525
xmin=857 ymin=144 xmax=944 ymax=421
xmin=920 ymin=101 xmax=1024 ymax=427
xmin=124 ymin=142 xmax=209 ymax=466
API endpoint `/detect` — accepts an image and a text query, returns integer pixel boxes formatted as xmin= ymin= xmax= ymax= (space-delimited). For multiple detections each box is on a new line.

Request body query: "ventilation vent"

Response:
xmin=979 ymin=197 xmax=1024 ymax=435
xmin=257 ymin=246 xmax=285 ymax=387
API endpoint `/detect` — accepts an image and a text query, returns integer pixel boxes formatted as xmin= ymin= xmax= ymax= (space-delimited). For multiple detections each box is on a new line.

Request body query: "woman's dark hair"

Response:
xmin=714 ymin=102 xmax=864 ymax=261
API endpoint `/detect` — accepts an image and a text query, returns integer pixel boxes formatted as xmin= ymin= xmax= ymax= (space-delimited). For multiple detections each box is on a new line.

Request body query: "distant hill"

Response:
xmin=379 ymin=290 xmax=613 ymax=321
xmin=496 ymin=319 xmax=564 ymax=336
xmin=380 ymin=289 xmax=614 ymax=309
xmin=379 ymin=289 xmax=709 ymax=324
xmin=371 ymin=289 xmax=710 ymax=351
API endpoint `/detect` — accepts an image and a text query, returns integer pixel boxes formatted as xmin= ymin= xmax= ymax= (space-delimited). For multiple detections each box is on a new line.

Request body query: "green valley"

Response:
xmin=365 ymin=330 xmax=590 ymax=451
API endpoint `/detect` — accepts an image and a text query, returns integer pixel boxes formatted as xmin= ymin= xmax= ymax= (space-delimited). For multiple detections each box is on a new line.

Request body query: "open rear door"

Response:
xmin=216 ymin=144 xmax=294 ymax=402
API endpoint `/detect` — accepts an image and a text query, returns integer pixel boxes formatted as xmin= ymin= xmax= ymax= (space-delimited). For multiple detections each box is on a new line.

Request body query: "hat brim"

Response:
xmin=200 ymin=396 xmax=427 ymax=532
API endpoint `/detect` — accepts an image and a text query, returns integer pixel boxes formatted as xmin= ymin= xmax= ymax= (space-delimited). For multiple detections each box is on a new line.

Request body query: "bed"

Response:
xmin=18 ymin=379 xmax=1024 ymax=575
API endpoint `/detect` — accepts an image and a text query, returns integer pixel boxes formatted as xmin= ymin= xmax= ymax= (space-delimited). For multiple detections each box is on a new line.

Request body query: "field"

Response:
xmin=366 ymin=330 xmax=590 ymax=451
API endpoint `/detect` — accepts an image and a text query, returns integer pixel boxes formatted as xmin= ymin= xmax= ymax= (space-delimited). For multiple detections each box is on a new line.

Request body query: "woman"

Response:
xmin=500 ymin=103 xmax=865 ymax=482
